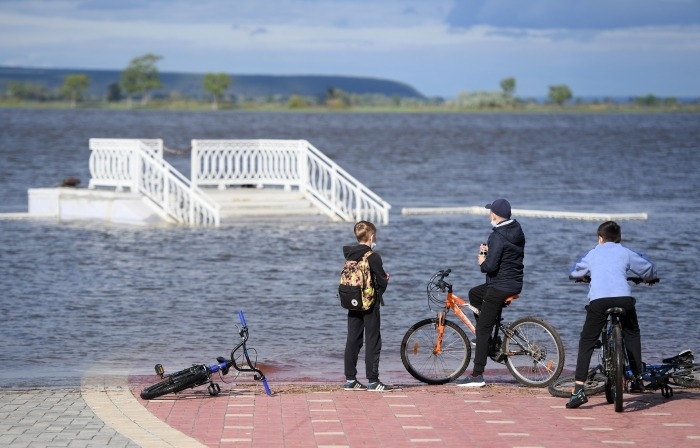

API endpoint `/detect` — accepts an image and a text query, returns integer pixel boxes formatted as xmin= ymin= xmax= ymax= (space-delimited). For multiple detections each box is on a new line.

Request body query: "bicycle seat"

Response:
xmin=605 ymin=307 xmax=626 ymax=316
xmin=503 ymin=294 xmax=519 ymax=307
xmin=662 ymin=349 xmax=694 ymax=365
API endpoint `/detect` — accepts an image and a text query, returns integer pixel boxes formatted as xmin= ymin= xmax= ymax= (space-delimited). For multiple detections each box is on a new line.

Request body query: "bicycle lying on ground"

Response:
xmin=140 ymin=311 xmax=272 ymax=399
xmin=549 ymin=277 xmax=700 ymax=409
xmin=400 ymin=269 xmax=565 ymax=387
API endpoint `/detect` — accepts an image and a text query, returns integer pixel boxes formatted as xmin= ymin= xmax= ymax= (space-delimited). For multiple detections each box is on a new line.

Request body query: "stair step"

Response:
xmin=202 ymin=187 xmax=327 ymax=219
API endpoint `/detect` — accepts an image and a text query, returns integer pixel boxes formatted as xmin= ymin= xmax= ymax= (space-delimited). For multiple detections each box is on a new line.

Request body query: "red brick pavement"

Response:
xmin=131 ymin=375 xmax=700 ymax=448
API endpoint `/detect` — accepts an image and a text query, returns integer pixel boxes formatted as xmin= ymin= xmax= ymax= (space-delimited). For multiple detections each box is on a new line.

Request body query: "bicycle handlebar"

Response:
xmin=569 ymin=275 xmax=660 ymax=285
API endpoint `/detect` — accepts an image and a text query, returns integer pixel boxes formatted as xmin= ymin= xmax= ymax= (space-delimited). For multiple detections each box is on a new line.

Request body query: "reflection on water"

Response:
xmin=1 ymin=109 xmax=699 ymax=388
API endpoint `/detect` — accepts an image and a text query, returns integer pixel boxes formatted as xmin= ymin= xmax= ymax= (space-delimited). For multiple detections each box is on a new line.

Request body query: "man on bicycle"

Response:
xmin=566 ymin=221 xmax=657 ymax=408
xmin=457 ymin=198 xmax=525 ymax=387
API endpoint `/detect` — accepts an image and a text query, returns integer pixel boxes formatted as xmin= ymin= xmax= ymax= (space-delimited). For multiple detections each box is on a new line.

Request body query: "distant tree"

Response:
xmin=635 ymin=94 xmax=660 ymax=107
xmin=325 ymin=87 xmax=350 ymax=108
xmin=548 ymin=84 xmax=573 ymax=106
xmin=202 ymin=73 xmax=231 ymax=110
xmin=107 ymin=82 xmax=122 ymax=102
xmin=663 ymin=97 xmax=678 ymax=106
xmin=7 ymin=81 xmax=50 ymax=101
xmin=500 ymin=77 xmax=516 ymax=100
xmin=59 ymin=74 xmax=90 ymax=108
xmin=287 ymin=94 xmax=307 ymax=109
xmin=121 ymin=53 xmax=163 ymax=107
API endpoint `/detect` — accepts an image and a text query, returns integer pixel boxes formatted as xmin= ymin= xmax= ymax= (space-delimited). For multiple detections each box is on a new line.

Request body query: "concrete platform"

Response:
xmin=22 ymin=187 xmax=331 ymax=226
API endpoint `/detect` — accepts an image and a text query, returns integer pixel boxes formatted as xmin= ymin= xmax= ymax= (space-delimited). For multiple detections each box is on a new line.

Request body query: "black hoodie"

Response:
xmin=479 ymin=219 xmax=525 ymax=294
xmin=342 ymin=244 xmax=388 ymax=304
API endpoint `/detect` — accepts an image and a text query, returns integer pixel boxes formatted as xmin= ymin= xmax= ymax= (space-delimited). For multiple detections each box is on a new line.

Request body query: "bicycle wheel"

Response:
xmin=140 ymin=365 xmax=209 ymax=399
xmin=671 ymin=364 xmax=700 ymax=388
xmin=503 ymin=316 xmax=565 ymax=387
xmin=604 ymin=334 xmax=614 ymax=403
xmin=401 ymin=318 xmax=471 ymax=385
xmin=548 ymin=369 xmax=607 ymax=398
xmin=611 ymin=325 xmax=625 ymax=412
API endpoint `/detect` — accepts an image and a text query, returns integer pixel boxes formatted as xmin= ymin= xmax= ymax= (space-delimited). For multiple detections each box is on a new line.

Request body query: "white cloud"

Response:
xmin=0 ymin=0 xmax=699 ymax=97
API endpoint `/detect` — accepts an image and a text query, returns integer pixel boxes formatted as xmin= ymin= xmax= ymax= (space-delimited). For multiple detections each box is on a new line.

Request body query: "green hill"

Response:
xmin=0 ymin=66 xmax=425 ymax=100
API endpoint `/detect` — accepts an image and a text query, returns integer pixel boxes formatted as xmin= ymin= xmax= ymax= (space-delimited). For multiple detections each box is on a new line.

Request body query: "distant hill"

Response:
xmin=0 ymin=66 xmax=425 ymax=100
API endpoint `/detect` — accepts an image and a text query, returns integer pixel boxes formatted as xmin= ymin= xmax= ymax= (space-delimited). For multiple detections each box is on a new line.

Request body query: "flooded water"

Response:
xmin=1 ymin=109 xmax=699 ymax=388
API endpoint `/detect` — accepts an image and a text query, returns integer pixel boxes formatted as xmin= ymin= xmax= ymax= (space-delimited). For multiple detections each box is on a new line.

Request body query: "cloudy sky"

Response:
xmin=1 ymin=0 xmax=699 ymax=98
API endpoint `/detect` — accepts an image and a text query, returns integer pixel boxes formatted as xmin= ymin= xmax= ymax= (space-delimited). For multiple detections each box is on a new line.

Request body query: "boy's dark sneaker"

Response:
xmin=566 ymin=389 xmax=588 ymax=409
xmin=629 ymin=379 xmax=645 ymax=393
xmin=456 ymin=374 xmax=486 ymax=388
xmin=367 ymin=381 xmax=394 ymax=392
xmin=344 ymin=380 xmax=367 ymax=391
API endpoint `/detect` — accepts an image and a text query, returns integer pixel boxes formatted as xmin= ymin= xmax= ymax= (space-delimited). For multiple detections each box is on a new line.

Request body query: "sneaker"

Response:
xmin=629 ymin=379 xmax=645 ymax=393
xmin=344 ymin=380 xmax=367 ymax=391
xmin=566 ymin=389 xmax=588 ymax=409
xmin=367 ymin=381 xmax=394 ymax=392
xmin=456 ymin=374 xmax=486 ymax=388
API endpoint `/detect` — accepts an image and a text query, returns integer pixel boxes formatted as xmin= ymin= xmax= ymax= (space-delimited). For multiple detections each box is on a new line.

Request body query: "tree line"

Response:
xmin=1 ymin=54 xmax=692 ymax=111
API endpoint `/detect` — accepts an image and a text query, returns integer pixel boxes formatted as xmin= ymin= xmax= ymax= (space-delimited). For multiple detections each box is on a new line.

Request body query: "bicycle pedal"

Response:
xmin=154 ymin=364 xmax=165 ymax=378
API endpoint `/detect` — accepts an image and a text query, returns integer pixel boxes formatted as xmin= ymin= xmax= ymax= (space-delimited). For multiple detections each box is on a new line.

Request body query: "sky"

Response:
xmin=0 ymin=0 xmax=699 ymax=98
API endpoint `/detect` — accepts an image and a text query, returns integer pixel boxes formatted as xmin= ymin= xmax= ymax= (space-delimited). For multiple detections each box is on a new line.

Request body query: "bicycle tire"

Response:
xmin=502 ymin=316 xmax=565 ymax=387
xmin=401 ymin=318 xmax=471 ymax=385
xmin=548 ymin=370 xmax=607 ymax=398
xmin=140 ymin=365 xmax=209 ymax=400
xmin=604 ymin=333 xmax=614 ymax=403
xmin=670 ymin=364 xmax=700 ymax=388
xmin=611 ymin=325 xmax=625 ymax=412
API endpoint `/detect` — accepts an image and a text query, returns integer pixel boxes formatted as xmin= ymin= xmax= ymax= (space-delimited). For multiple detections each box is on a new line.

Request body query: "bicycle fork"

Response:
xmin=433 ymin=311 xmax=447 ymax=355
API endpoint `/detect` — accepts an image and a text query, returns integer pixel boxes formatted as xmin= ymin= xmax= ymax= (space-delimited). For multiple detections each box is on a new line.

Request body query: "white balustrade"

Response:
xmin=192 ymin=139 xmax=391 ymax=224
xmin=87 ymin=138 xmax=389 ymax=226
xmin=88 ymin=139 xmax=220 ymax=226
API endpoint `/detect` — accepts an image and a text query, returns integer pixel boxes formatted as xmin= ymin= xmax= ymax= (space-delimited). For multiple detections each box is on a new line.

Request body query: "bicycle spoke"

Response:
xmin=401 ymin=318 xmax=470 ymax=384
xmin=504 ymin=317 xmax=564 ymax=387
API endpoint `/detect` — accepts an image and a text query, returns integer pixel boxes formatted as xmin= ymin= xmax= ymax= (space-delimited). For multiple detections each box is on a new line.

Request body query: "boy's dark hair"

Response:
xmin=354 ymin=220 xmax=376 ymax=243
xmin=598 ymin=221 xmax=621 ymax=243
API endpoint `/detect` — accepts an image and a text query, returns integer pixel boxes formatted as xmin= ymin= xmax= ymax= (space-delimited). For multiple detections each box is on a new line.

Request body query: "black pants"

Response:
xmin=468 ymin=283 xmax=514 ymax=376
xmin=344 ymin=303 xmax=382 ymax=383
xmin=575 ymin=296 xmax=642 ymax=382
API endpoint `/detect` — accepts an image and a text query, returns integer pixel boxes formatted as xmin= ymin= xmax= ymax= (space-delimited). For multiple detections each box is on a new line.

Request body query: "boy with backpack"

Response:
xmin=341 ymin=220 xmax=392 ymax=391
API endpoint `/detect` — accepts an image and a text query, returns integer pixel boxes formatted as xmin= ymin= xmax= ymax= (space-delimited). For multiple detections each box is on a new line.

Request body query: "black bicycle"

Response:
xmin=140 ymin=311 xmax=272 ymax=399
xmin=557 ymin=277 xmax=658 ymax=411
xmin=548 ymin=277 xmax=700 ymax=409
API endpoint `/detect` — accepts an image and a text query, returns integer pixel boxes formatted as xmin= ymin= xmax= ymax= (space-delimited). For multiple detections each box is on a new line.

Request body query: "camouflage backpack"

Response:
xmin=338 ymin=251 xmax=375 ymax=311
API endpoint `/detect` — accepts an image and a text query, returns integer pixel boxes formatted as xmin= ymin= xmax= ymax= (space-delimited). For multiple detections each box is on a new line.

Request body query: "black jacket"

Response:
xmin=480 ymin=219 xmax=525 ymax=294
xmin=342 ymin=244 xmax=388 ymax=304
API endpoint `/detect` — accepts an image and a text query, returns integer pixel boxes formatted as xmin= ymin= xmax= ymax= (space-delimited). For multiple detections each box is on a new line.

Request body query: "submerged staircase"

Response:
xmin=203 ymin=188 xmax=325 ymax=222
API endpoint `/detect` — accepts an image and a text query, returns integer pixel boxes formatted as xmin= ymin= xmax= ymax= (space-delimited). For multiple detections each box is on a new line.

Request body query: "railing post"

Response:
xmin=298 ymin=140 xmax=308 ymax=194
xmin=131 ymin=140 xmax=139 ymax=192
xmin=191 ymin=139 xmax=199 ymax=188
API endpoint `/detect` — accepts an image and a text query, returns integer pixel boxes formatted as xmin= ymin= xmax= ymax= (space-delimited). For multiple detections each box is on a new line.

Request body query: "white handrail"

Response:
xmin=191 ymin=139 xmax=391 ymax=224
xmin=88 ymin=139 xmax=220 ymax=226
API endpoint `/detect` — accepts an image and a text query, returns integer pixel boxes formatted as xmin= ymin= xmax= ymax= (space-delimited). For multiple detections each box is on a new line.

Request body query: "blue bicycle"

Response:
xmin=140 ymin=311 xmax=272 ymax=399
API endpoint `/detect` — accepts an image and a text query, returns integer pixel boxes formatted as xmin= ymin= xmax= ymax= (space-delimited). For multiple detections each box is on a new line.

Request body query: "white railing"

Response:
xmin=88 ymin=139 xmax=220 ymax=226
xmin=191 ymin=139 xmax=391 ymax=224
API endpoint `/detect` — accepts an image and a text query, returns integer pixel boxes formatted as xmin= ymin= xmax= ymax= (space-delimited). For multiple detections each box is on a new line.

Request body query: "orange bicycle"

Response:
xmin=401 ymin=269 xmax=565 ymax=387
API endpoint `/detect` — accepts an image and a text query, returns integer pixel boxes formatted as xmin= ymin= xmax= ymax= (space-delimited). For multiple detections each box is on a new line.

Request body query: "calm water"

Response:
xmin=1 ymin=109 xmax=699 ymax=388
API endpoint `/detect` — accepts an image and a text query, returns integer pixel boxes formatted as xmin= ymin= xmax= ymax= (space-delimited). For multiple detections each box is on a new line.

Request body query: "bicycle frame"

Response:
xmin=434 ymin=281 xmax=519 ymax=355
xmin=140 ymin=310 xmax=272 ymax=399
